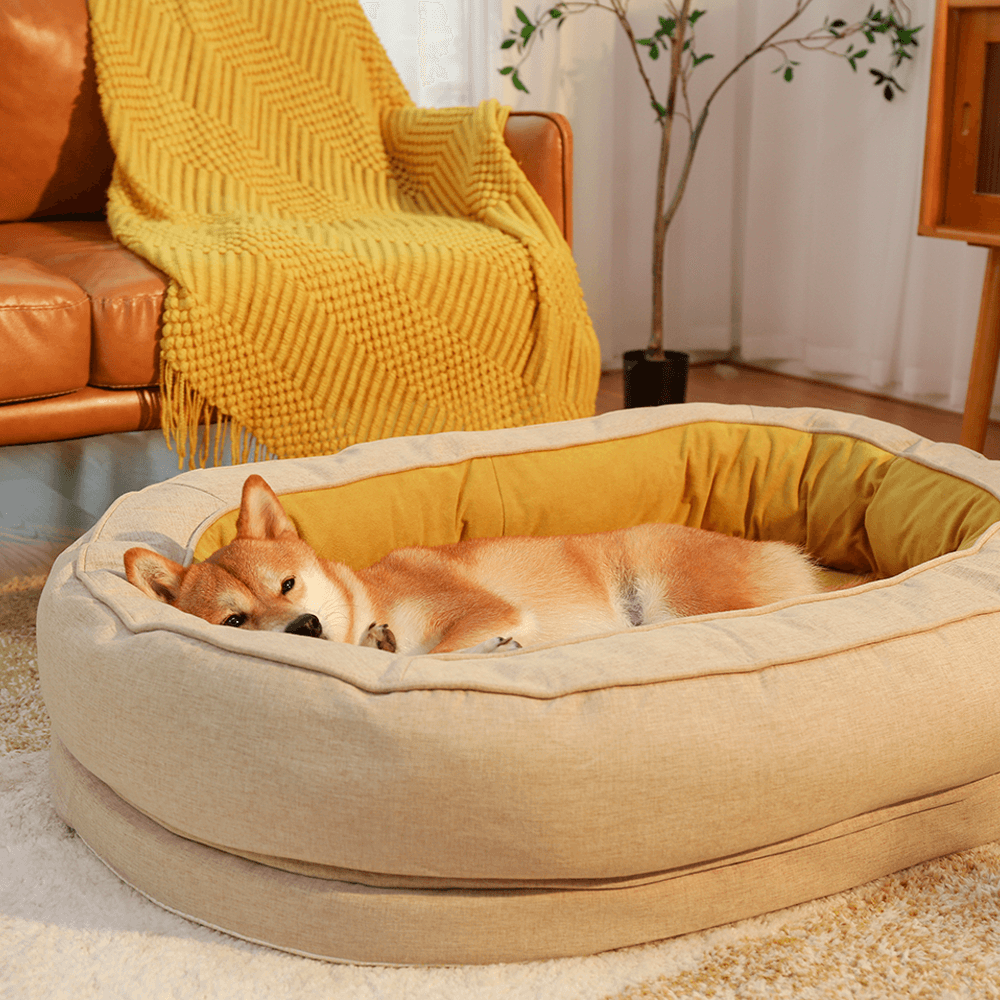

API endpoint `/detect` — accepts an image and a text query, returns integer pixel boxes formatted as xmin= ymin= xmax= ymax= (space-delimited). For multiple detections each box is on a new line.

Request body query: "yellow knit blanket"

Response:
xmin=88 ymin=0 xmax=600 ymax=462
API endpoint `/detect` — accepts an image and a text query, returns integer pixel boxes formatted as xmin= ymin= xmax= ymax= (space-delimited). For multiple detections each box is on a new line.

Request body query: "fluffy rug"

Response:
xmin=3 ymin=574 xmax=999 ymax=998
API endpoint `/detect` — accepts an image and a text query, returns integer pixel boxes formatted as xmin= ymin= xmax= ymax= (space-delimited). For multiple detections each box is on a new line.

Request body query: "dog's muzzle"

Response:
xmin=285 ymin=614 xmax=323 ymax=638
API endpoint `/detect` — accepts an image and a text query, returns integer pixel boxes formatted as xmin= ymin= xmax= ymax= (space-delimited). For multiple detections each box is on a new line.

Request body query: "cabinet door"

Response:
xmin=945 ymin=10 xmax=1000 ymax=233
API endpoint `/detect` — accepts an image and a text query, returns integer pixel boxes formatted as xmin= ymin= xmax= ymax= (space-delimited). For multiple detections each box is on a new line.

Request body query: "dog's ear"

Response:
xmin=236 ymin=474 xmax=300 ymax=541
xmin=124 ymin=547 xmax=186 ymax=605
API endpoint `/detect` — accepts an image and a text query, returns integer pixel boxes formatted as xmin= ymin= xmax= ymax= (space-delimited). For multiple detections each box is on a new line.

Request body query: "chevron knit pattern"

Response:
xmin=87 ymin=0 xmax=601 ymax=462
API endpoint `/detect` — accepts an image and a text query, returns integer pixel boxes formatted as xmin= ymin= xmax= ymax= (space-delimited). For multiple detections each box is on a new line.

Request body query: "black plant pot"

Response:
xmin=622 ymin=349 xmax=689 ymax=408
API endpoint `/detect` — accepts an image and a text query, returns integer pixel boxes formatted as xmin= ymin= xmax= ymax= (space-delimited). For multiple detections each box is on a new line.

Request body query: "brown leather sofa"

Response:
xmin=0 ymin=0 xmax=573 ymax=448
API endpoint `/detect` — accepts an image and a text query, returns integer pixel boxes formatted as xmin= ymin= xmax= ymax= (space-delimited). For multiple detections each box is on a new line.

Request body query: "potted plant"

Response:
xmin=501 ymin=1 xmax=922 ymax=407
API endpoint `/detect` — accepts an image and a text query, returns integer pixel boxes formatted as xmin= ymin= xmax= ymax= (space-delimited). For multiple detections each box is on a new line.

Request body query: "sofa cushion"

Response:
xmin=0 ymin=256 xmax=90 ymax=403
xmin=0 ymin=0 xmax=115 ymax=221
xmin=0 ymin=221 xmax=165 ymax=388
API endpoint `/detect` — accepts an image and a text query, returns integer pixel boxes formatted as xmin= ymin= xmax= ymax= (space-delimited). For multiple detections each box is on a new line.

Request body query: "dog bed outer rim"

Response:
xmin=48 ymin=734 xmax=1000 ymax=966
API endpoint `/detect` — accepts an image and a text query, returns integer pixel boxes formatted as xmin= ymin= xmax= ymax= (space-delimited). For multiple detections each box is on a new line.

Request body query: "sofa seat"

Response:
xmin=0 ymin=221 xmax=165 ymax=391
xmin=0 ymin=220 xmax=168 ymax=445
xmin=2 ymin=255 xmax=90 ymax=403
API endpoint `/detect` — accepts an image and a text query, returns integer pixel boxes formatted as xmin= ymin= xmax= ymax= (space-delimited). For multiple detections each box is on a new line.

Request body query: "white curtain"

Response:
xmin=739 ymin=0 xmax=989 ymax=414
xmin=365 ymin=0 xmax=503 ymax=106
xmin=496 ymin=0 xmax=994 ymax=416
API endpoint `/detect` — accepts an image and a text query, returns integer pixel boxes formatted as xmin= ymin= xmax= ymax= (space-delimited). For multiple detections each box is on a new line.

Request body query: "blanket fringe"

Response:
xmin=159 ymin=356 xmax=270 ymax=469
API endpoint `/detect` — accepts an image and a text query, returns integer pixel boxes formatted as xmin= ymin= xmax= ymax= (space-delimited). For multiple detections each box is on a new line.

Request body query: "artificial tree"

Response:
xmin=501 ymin=1 xmax=922 ymax=403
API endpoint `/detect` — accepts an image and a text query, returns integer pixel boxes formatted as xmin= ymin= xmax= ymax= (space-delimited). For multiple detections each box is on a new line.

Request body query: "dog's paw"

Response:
xmin=359 ymin=621 xmax=397 ymax=653
xmin=479 ymin=636 xmax=522 ymax=653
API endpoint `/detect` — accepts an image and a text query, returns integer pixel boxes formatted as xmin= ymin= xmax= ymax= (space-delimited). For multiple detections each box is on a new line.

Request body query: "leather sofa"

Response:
xmin=0 ymin=0 xmax=574 ymax=448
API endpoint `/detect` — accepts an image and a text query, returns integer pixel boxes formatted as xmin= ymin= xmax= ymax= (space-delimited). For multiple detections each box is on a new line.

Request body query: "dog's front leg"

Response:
xmin=458 ymin=636 xmax=522 ymax=654
xmin=361 ymin=626 xmax=521 ymax=656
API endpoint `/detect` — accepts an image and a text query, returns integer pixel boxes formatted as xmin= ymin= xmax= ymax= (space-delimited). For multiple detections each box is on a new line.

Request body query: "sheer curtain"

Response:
xmin=365 ymin=0 xmax=503 ymax=105
xmin=738 ymin=0 xmax=990 ymax=414
xmin=496 ymin=0 xmax=995 ymax=417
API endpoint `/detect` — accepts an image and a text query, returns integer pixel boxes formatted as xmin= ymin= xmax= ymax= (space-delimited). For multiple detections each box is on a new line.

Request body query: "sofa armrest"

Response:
xmin=503 ymin=111 xmax=574 ymax=249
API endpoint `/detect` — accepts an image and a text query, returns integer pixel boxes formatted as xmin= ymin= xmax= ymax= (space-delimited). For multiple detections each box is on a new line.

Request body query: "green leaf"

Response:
xmin=499 ymin=65 xmax=514 ymax=74
xmin=500 ymin=38 xmax=516 ymax=49
xmin=658 ymin=16 xmax=675 ymax=38
xmin=692 ymin=52 xmax=714 ymax=66
xmin=847 ymin=48 xmax=868 ymax=71
xmin=649 ymin=43 xmax=659 ymax=60
xmin=550 ymin=7 xmax=562 ymax=16
xmin=520 ymin=23 xmax=535 ymax=43
xmin=515 ymin=6 xmax=532 ymax=25
xmin=784 ymin=65 xmax=794 ymax=82
xmin=512 ymin=69 xmax=529 ymax=93
xmin=651 ymin=99 xmax=667 ymax=118
xmin=688 ymin=9 xmax=706 ymax=25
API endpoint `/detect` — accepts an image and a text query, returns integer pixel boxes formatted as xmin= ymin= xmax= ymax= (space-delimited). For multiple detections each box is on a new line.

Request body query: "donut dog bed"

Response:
xmin=37 ymin=404 xmax=1000 ymax=965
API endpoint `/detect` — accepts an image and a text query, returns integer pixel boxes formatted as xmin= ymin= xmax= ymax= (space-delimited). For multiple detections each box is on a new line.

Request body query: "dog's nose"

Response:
xmin=285 ymin=614 xmax=323 ymax=638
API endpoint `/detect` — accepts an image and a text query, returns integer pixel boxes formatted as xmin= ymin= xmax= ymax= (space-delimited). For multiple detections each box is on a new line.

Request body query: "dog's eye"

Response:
xmin=222 ymin=613 xmax=247 ymax=628
xmin=281 ymin=577 xmax=295 ymax=594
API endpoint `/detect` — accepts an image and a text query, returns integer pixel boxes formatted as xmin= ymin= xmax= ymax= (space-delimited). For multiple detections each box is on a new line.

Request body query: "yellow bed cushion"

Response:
xmin=36 ymin=403 xmax=1000 ymax=964
xmin=195 ymin=420 xmax=1000 ymax=578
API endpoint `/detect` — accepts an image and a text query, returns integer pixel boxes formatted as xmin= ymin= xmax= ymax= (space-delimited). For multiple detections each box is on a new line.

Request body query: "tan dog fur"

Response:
xmin=124 ymin=474 xmax=826 ymax=654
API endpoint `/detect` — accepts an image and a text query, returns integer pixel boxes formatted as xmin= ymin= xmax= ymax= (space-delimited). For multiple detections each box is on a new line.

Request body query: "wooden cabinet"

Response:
xmin=920 ymin=0 xmax=1000 ymax=451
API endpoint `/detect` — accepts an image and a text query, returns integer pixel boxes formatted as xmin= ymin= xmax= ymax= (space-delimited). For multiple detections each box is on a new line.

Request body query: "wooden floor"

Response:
xmin=597 ymin=363 xmax=1000 ymax=460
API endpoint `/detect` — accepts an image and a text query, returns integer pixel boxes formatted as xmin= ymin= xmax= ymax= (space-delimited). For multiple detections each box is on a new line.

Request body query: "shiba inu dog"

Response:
xmin=124 ymin=474 xmax=826 ymax=654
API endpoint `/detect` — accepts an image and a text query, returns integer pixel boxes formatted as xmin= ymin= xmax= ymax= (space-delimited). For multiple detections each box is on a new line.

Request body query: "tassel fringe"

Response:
xmin=159 ymin=354 xmax=271 ymax=469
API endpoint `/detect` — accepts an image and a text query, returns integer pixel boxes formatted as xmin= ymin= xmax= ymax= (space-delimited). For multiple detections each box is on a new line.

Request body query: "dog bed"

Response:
xmin=37 ymin=403 xmax=1000 ymax=965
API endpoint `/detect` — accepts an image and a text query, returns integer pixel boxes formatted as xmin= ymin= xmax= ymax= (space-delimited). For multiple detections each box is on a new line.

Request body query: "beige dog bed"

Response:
xmin=37 ymin=403 xmax=1000 ymax=965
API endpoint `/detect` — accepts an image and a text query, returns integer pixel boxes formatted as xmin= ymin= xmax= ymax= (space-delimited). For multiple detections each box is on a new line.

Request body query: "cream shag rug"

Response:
xmin=3 ymin=575 xmax=999 ymax=999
